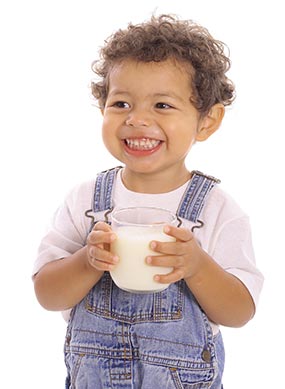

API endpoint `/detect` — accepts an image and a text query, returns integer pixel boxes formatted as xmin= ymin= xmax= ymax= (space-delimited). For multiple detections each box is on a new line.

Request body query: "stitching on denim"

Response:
xmin=93 ymin=166 xmax=122 ymax=213
xmin=85 ymin=274 xmax=184 ymax=324
xmin=136 ymin=334 xmax=204 ymax=350
xmin=66 ymin=342 xmax=214 ymax=370
xmin=66 ymin=344 xmax=133 ymax=358
xmin=170 ymin=368 xmax=184 ymax=388
xmin=169 ymin=368 xmax=213 ymax=388
xmin=138 ymin=353 xmax=214 ymax=370
xmin=85 ymin=305 xmax=183 ymax=323
xmin=177 ymin=171 xmax=219 ymax=223
xmin=70 ymin=354 xmax=84 ymax=388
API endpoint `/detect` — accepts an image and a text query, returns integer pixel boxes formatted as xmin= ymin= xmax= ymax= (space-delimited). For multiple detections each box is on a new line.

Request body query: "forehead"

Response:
xmin=108 ymin=58 xmax=193 ymax=93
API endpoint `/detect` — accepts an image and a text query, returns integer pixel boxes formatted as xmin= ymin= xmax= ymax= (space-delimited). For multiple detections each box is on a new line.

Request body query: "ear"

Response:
xmin=195 ymin=103 xmax=225 ymax=142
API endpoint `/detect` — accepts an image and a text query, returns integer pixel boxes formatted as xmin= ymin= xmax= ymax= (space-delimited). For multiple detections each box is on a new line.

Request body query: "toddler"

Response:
xmin=33 ymin=14 xmax=263 ymax=388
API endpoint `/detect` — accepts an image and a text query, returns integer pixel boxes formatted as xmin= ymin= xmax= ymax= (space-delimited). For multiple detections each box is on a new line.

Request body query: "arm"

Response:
xmin=185 ymin=250 xmax=255 ymax=327
xmin=147 ymin=225 xmax=255 ymax=328
xmin=33 ymin=222 xmax=118 ymax=311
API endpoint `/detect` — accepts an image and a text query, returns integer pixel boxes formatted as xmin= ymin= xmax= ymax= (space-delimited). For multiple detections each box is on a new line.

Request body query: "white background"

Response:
xmin=1 ymin=0 xmax=284 ymax=387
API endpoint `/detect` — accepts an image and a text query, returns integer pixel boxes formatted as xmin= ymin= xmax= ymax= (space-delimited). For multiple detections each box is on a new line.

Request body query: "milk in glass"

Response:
xmin=110 ymin=207 xmax=177 ymax=293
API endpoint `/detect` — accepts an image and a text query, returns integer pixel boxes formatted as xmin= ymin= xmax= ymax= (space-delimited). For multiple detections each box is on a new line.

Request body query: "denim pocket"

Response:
xmin=170 ymin=367 xmax=214 ymax=388
xmin=128 ymin=362 xmax=215 ymax=389
xmin=65 ymin=352 xmax=119 ymax=389
xmin=64 ymin=352 xmax=84 ymax=388
xmin=85 ymin=272 xmax=184 ymax=324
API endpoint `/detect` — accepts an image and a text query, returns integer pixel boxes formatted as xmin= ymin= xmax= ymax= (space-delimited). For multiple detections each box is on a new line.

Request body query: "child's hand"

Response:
xmin=146 ymin=225 xmax=204 ymax=284
xmin=86 ymin=222 xmax=119 ymax=271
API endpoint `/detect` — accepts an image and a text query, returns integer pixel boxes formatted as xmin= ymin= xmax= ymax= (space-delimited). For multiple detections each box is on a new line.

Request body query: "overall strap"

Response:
xmin=177 ymin=170 xmax=220 ymax=225
xmin=93 ymin=166 xmax=122 ymax=212
xmin=86 ymin=167 xmax=219 ymax=230
xmin=85 ymin=166 xmax=122 ymax=229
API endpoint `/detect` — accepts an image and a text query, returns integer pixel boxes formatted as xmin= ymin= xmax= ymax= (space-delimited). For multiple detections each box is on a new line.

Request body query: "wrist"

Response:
xmin=184 ymin=248 xmax=211 ymax=285
xmin=82 ymin=246 xmax=104 ymax=277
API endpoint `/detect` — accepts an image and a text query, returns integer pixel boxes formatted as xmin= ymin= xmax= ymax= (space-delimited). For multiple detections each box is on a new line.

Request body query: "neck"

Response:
xmin=121 ymin=167 xmax=191 ymax=194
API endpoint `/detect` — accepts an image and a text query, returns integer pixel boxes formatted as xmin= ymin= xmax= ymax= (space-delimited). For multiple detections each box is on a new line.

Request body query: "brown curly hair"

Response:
xmin=91 ymin=14 xmax=235 ymax=115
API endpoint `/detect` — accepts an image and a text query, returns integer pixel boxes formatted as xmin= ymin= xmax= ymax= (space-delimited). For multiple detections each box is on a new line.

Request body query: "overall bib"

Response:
xmin=64 ymin=167 xmax=225 ymax=388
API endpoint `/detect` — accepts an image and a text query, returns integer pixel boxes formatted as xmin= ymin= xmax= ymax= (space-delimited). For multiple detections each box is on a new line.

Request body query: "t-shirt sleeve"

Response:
xmin=32 ymin=181 xmax=94 ymax=276
xmin=196 ymin=187 xmax=264 ymax=309
xmin=210 ymin=215 xmax=264 ymax=308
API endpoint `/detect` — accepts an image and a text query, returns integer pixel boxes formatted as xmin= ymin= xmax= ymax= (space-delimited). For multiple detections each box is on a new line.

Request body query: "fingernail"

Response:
xmin=113 ymin=255 xmax=119 ymax=263
xmin=150 ymin=241 xmax=156 ymax=250
xmin=164 ymin=226 xmax=170 ymax=233
xmin=146 ymin=256 xmax=152 ymax=264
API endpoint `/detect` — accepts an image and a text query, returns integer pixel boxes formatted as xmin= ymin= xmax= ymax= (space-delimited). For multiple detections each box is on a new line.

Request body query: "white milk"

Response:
xmin=110 ymin=226 xmax=175 ymax=293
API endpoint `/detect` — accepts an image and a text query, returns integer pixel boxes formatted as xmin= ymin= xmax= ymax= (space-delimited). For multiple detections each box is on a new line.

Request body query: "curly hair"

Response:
xmin=91 ymin=14 xmax=235 ymax=115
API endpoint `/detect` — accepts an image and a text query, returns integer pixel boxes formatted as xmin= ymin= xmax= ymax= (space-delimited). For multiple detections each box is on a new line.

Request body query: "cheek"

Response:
xmin=101 ymin=119 xmax=111 ymax=141
xmin=101 ymin=116 xmax=114 ymax=138
xmin=101 ymin=120 xmax=122 ymax=155
xmin=170 ymin=131 xmax=197 ymax=157
xmin=102 ymin=129 xmax=115 ymax=151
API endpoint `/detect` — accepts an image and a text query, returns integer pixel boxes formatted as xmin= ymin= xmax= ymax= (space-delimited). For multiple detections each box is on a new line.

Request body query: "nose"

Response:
xmin=125 ymin=109 xmax=150 ymax=127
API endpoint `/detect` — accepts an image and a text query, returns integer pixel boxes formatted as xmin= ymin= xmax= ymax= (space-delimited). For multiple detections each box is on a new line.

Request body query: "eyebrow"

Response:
xmin=108 ymin=90 xmax=185 ymax=102
xmin=152 ymin=92 xmax=184 ymax=102
xmin=107 ymin=89 xmax=129 ymax=97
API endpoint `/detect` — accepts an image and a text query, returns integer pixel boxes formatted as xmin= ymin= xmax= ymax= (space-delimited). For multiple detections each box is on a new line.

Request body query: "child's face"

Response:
xmin=101 ymin=59 xmax=219 ymax=191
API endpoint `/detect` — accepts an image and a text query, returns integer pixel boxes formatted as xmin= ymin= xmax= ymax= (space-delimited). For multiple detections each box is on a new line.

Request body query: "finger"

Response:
xmin=92 ymin=221 xmax=113 ymax=232
xmin=150 ymin=240 xmax=188 ymax=256
xmin=89 ymin=256 xmax=117 ymax=271
xmin=164 ymin=225 xmax=193 ymax=242
xmin=154 ymin=268 xmax=184 ymax=284
xmin=89 ymin=246 xmax=119 ymax=265
xmin=146 ymin=255 xmax=184 ymax=268
xmin=87 ymin=230 xmax=116 ymax=245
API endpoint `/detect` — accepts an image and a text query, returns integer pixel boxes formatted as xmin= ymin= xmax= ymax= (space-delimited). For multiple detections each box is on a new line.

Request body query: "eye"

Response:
xmin=155 ymin=102 xmax=173 ymax=109
xmin=112 ymin=101 xmax=130 ymax=109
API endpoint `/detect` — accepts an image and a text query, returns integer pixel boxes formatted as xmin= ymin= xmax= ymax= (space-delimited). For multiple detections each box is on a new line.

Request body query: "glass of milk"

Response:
xmin=110 ymin=207 xmax=177 ymax=293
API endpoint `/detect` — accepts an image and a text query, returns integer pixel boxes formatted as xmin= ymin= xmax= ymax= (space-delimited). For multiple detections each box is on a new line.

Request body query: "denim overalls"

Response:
xmin=64 ymin=167 xmax=225 ymax=388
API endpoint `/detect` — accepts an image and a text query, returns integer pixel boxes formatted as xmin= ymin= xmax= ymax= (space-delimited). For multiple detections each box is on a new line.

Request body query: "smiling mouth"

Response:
xmin=124 ymin=138 xmax=162 ymax=150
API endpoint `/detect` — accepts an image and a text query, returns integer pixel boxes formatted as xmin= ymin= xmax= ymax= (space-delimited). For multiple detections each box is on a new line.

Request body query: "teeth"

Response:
xmin=125 ymin=138 xmax=160 ymax=150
